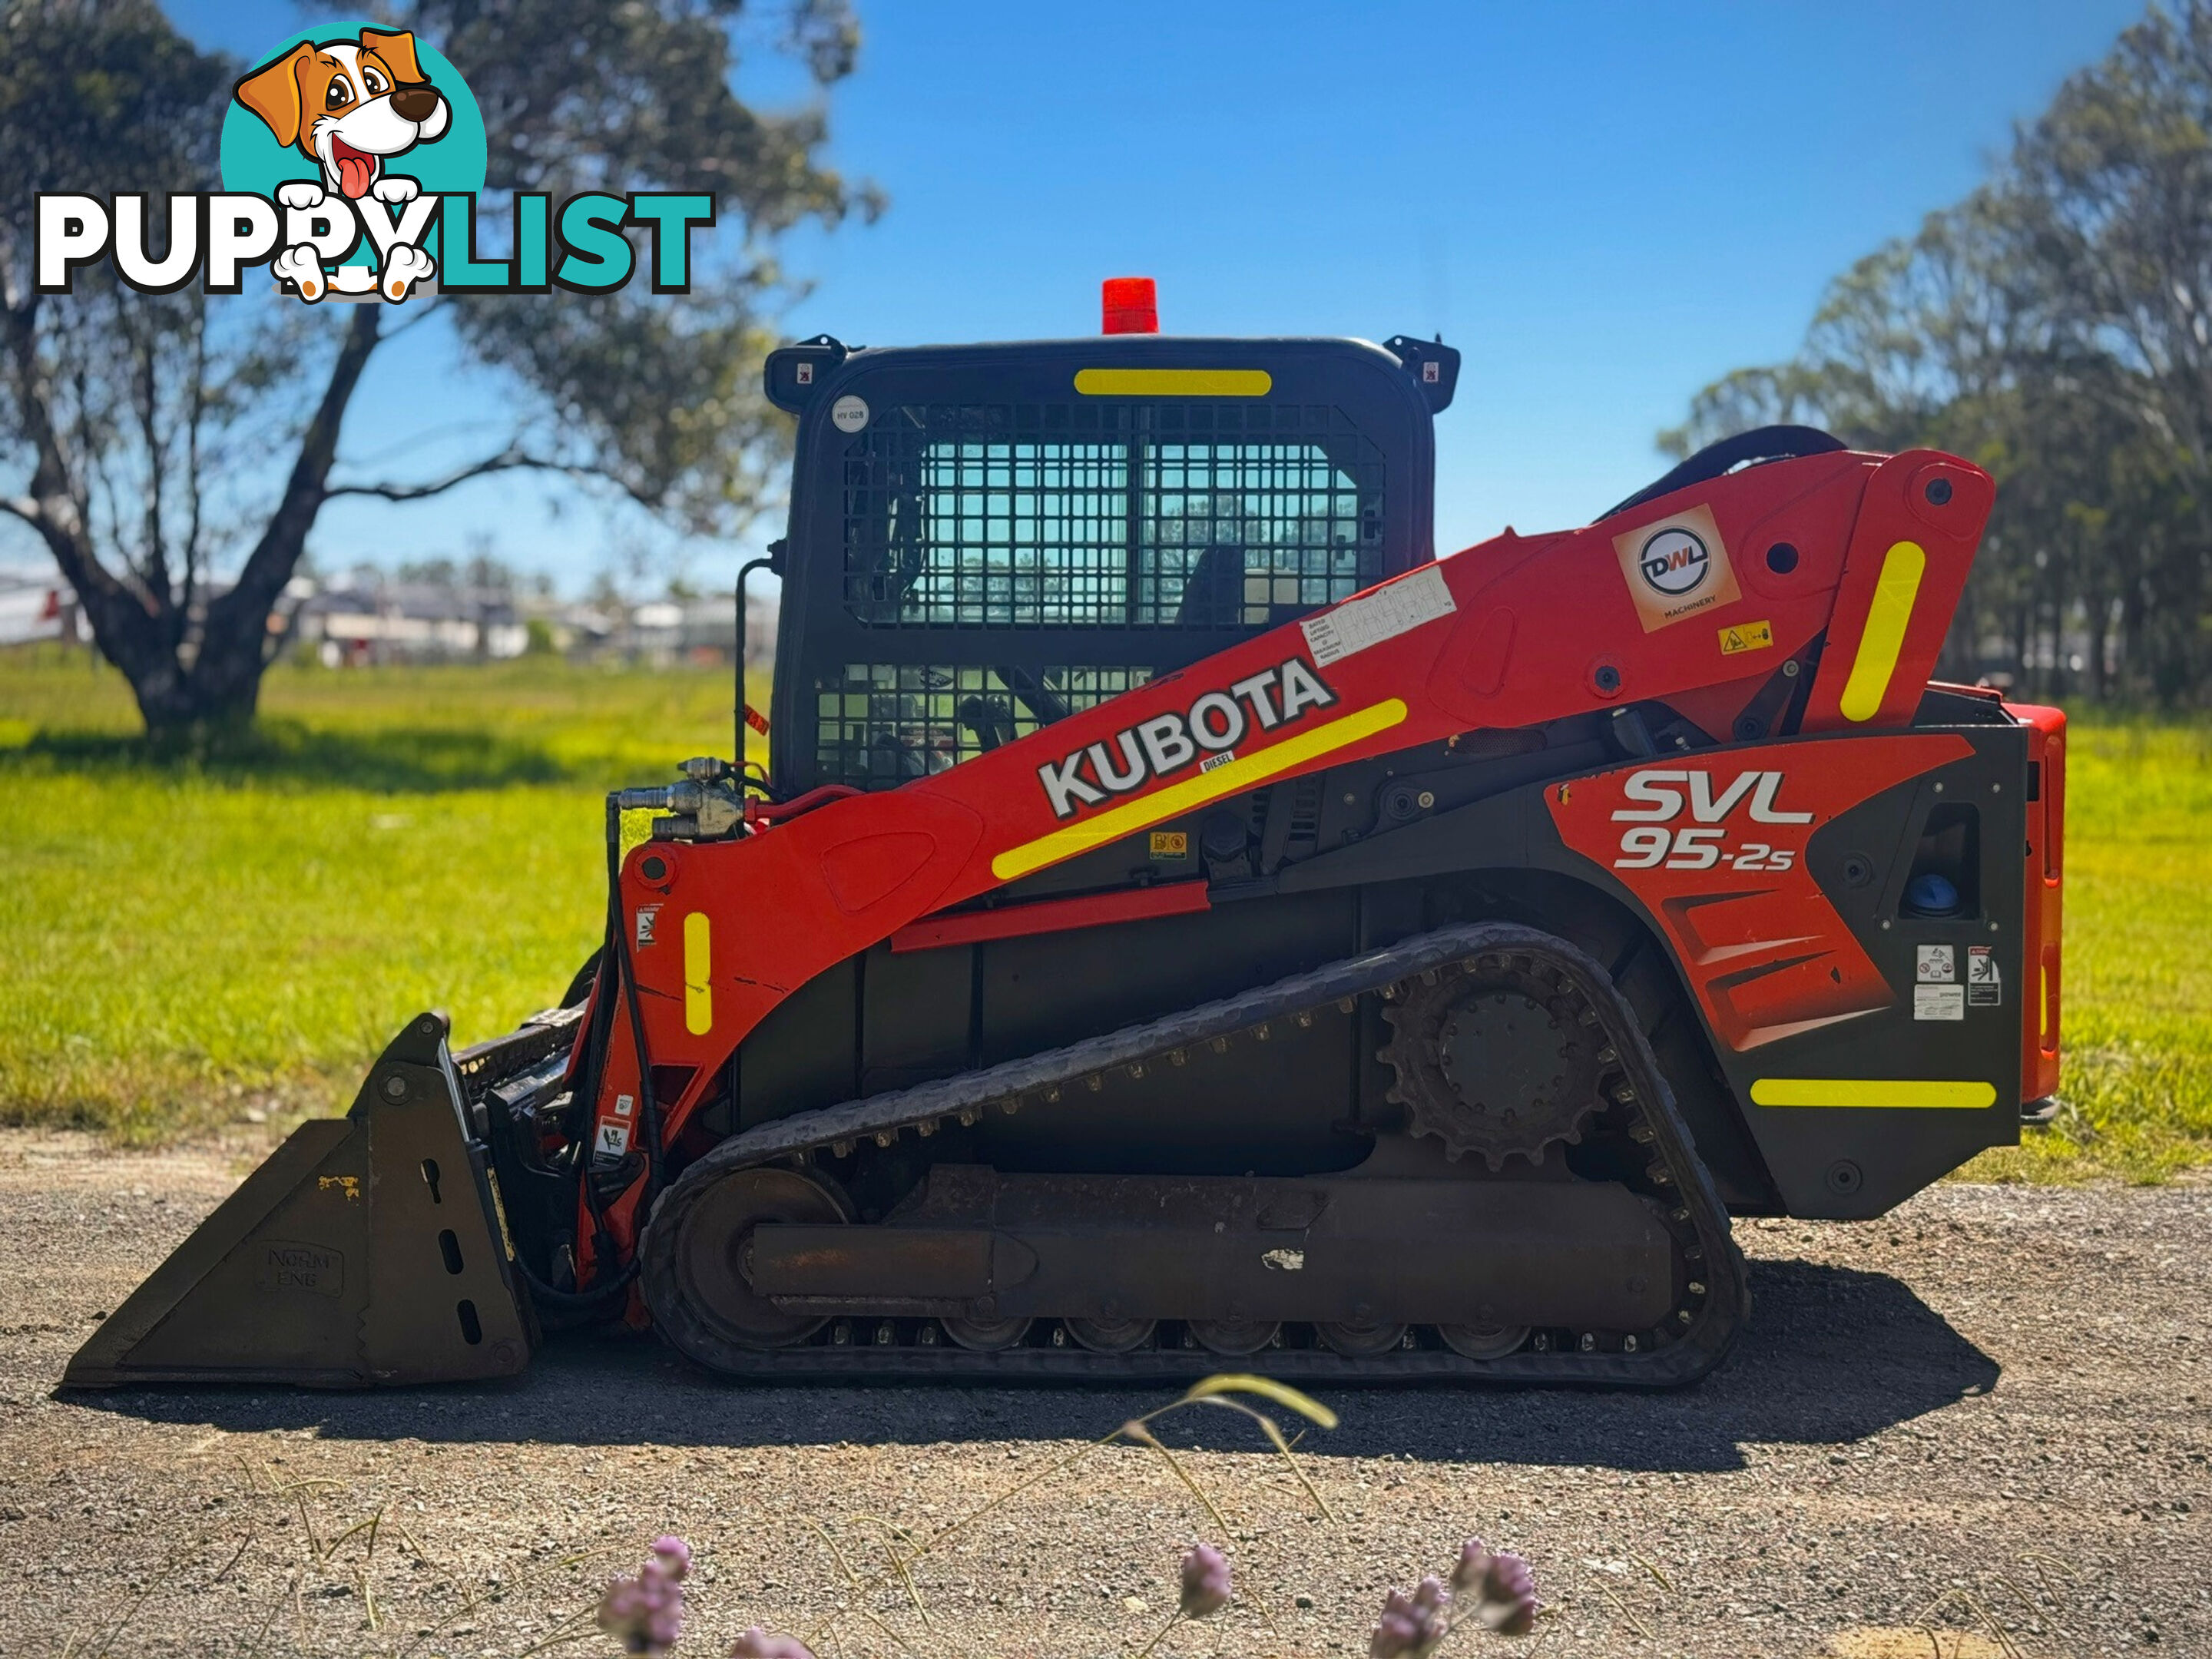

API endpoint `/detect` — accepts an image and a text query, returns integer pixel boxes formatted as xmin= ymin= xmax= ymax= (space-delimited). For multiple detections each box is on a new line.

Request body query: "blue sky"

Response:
xmin=137 ymin=0 xmax=2151 ymax=597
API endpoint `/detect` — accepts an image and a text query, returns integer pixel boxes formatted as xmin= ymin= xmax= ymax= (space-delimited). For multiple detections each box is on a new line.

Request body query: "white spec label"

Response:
xmin=1300 ymin=565 xmax=1455 ymax=666
xmin=1914 ymin=985 xmax=1965 ymax=1022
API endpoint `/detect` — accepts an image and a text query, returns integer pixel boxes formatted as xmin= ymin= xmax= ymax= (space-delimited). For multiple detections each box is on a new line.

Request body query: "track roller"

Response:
xmin=1189 ymin=1317 xmax=1281 ymax=1355
xmin=1319 ymin=1320 xmax=1410 ymax=1356
xmin=942 ymin=1314 xmax=1033 ymax=1351
xmin=1065 ymin=1316 xmax=1156 ymax=1353
xmin=1439 ymin=1323 xmax=1531 ymax=1360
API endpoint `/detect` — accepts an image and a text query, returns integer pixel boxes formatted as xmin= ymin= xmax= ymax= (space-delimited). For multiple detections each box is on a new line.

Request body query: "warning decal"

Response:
xmin=1720 ymin=619 xmax=1774 ymax=655
xmin=1917 ymin=944 xmax=1956 ymax=983
xmin=1150 ymin=830 xmax=1190 ymax=859
xmin=1968 ymin=945 xmax=2002 ymax=1005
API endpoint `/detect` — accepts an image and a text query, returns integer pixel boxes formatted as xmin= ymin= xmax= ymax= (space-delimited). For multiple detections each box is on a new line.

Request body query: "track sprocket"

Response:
xmin=1376 ymin=951 xmax=1607 ymax=1168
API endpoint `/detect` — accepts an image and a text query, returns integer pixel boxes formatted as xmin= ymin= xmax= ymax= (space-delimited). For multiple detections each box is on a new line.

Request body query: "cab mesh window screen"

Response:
xmin=842 ymin=402 xmax=1383 ymax=628
xmin=815 ymin=664 xmax=1153 ymax=789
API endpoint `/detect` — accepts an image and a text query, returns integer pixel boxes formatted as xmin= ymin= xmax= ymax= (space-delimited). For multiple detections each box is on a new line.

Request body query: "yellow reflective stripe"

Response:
xmin=683 ymin=912 xmax=713 ymax=1035
xmin=1837 ymin=539 xmax=1926 ymax=722
xmin=1750 ymin=1078 xmax=1996 ymax=1109
xmin=1073 ymin=368 xmax=1273 ymax=398
xmin=992 ymin=699 xmax=1409 ymax=882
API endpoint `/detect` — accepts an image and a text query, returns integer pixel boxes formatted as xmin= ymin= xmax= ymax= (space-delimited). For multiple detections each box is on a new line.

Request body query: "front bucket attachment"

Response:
xmin=65 ymin=1012 xmax=535 ymax=1389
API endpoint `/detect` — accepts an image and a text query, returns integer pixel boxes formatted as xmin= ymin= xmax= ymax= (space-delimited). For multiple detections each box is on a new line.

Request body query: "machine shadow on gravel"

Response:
xmin=67 ymin=1258 xmax=1997 ymax=1475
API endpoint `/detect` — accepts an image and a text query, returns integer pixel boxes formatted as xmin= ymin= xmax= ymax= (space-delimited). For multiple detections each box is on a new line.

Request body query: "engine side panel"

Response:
xmin=1541 ymin=727 xmax=2029 ymax=1215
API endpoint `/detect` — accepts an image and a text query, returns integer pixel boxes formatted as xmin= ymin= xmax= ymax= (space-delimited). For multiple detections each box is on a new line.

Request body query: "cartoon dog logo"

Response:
xmin=233 ymin=28 xmax=450 ymax=300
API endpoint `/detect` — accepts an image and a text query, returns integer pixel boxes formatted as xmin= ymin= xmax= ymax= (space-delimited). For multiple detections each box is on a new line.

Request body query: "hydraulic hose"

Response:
xmin=612 ymin=807 xmax=668 ymax=1199
xmin=745 ymin=783 xmax=861 ymax=825
xmin=515 ymin=1247 xmax=634 ymax=1310
xmin=513 ymin=793 xmax=666 ymax=1316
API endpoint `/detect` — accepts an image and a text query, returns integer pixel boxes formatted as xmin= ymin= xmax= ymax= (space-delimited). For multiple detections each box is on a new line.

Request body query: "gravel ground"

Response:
xmin=2 ymin=1128 xmax=2206 ymax=1659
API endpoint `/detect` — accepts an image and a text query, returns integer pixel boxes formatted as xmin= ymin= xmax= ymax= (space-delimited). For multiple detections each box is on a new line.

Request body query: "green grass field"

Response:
xmin=2 ymin=647 xmax=2207 ymax=1181
xmin=0 ymin=647 xmax=742 ymax=1139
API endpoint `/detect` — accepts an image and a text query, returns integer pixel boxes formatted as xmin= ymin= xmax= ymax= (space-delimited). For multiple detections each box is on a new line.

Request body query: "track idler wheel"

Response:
xmin=644 ymin=1166 xmax=849 ymax=1362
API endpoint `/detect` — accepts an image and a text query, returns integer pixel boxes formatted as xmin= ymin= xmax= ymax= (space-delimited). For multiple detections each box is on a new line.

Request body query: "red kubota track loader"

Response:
xmin=68 ymin=282 xmax=2067 ymax=1389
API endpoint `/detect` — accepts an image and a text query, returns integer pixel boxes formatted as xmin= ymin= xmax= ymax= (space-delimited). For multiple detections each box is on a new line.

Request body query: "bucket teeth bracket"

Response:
xmin=63 ymin=1013 xmax=535 ymax=1389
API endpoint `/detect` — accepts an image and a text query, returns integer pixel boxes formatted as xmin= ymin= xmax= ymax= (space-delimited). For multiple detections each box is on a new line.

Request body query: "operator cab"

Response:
xmin=759 ymin=298 xmax=1459 ymax=796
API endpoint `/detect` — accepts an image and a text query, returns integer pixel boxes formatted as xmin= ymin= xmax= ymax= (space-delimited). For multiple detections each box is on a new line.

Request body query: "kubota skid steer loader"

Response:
xmin=68 ymin=284 xmax=2065 ymax=1390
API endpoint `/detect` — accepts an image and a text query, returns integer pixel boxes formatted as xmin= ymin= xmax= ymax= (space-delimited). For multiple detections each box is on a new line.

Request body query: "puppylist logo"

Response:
xmin=35 ymin=22 xmax=712 ymax=305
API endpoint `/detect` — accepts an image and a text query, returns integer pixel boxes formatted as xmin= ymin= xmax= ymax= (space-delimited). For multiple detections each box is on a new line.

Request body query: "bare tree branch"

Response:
xmin=322 ymin=445 xmax=558 ymax=502
xmin=376 ymin=294 xmax=449 ymax=345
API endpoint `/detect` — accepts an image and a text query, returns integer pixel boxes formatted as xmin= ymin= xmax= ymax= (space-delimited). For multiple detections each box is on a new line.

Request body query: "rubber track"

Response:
xmin=637 ymin=922 xmax=1750 ymax=1386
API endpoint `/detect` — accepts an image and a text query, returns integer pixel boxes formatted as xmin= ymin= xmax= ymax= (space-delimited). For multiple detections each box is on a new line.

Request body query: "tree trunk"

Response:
xmin=2087 ymin=588 xmax=2110 ymax=704
xmin=2120 ymin=584 xmax=2144 ymax=700
xmin=153 ymin=305 xmax=384 ymax=739
xmin=5 ymin=275 xmax=384 ymax=741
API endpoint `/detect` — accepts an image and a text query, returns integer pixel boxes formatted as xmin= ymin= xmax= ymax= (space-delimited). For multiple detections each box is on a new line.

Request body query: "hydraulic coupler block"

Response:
xmin=615 ymin=772 xmax=743 ymax=840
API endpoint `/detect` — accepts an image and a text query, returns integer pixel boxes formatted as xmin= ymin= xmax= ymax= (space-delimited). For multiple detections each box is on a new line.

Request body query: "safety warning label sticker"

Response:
xmin=1968 ymin=945 xmax=2002 ymax=1005
xmin=1720 ymin=618 xmax=1773 ymax=655
xmin=1300 ymin=565 xmax=1455 ymax=666
xmin=1917 ymin=943 xmax=1956 ymax=983
xmin=1914 ymin=985 xmax=1965 ymax=1022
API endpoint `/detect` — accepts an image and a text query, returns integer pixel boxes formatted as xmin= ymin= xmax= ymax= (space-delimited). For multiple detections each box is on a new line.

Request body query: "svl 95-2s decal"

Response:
xmin=1548 ymin=737 xmax=1973 ymax=1050
xmin=1609 ymin=767 xmax=1813 ymax=873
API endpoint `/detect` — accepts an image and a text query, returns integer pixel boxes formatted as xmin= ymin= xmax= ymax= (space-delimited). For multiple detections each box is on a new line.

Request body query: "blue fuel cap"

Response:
xmin=1903 ymin=872 xmax=1962 ymax=916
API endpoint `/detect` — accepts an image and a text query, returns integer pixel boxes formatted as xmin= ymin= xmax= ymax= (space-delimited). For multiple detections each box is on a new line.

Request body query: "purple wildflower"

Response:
xmin=1451 ymin=1539 xmax=1538 ymax=1637
xmin=1178 ymin=1542 xmax=1233 ymax=1619
xmin=1369 ymin=1574 xmax=1452 ymax=1658
xmin=597 ymin=1537 xmax=689 ymax=1656
xmin=729 ymin=1628 xmax=817 ymax=1659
